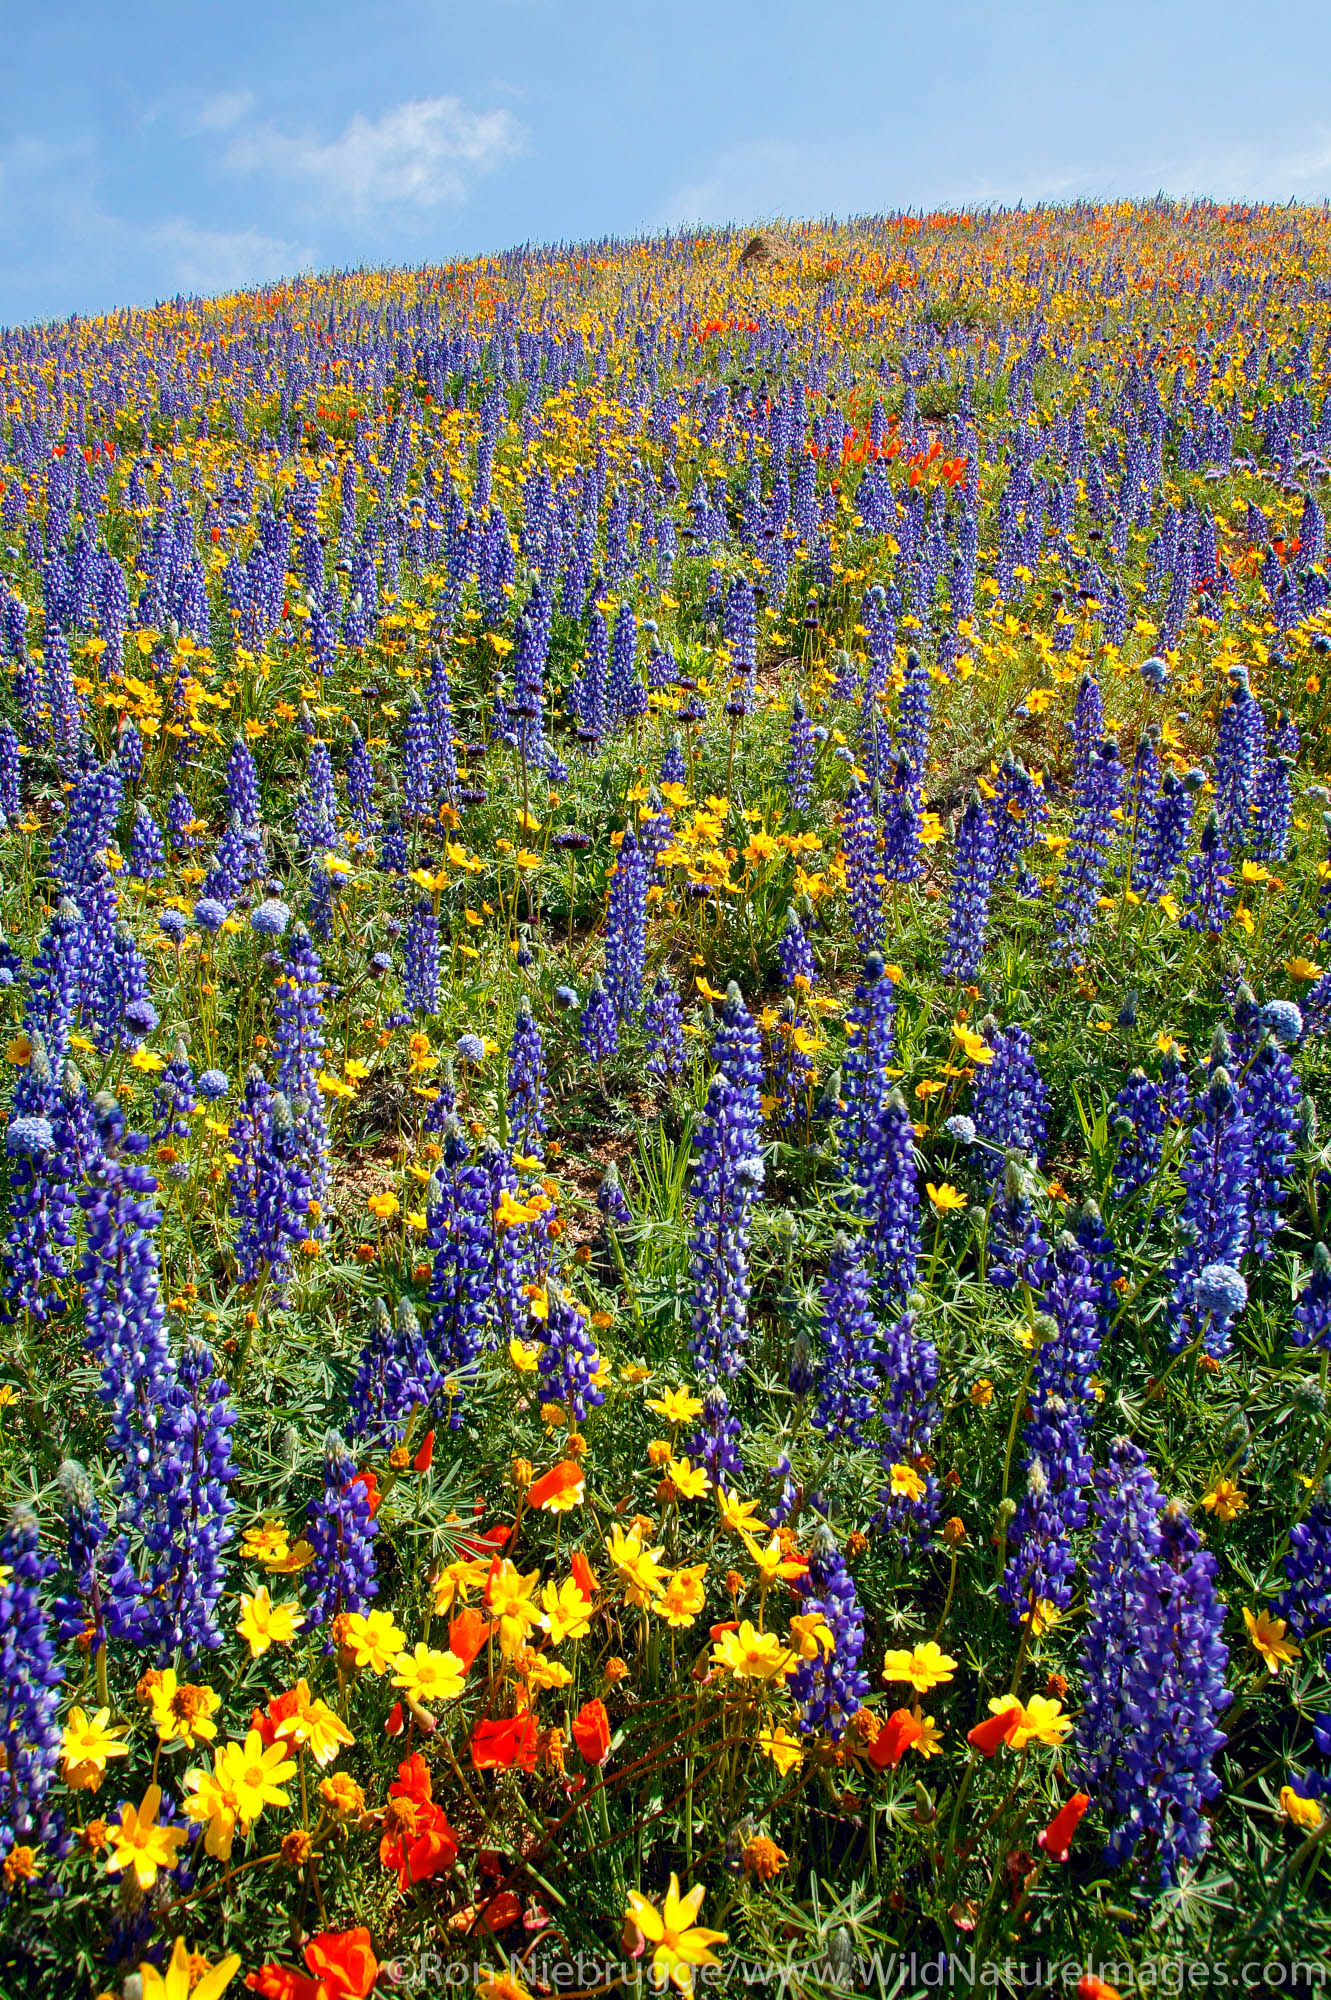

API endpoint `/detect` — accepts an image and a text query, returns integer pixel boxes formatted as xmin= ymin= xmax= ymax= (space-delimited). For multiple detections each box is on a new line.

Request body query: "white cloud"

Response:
xmin=227 ymin=95 xmax=525 ymax=213
xmin=188 ymin=90 xmax=256 ymax=136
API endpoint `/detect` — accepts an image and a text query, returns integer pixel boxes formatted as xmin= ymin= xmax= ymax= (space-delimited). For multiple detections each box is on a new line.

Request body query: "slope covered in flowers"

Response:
xmin=0 ymin=204 xmax=1330 ymax=1993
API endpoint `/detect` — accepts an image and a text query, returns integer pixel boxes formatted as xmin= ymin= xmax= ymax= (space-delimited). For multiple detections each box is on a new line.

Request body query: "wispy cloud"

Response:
xmin=188 ymin=90 xmax=256 ymax=136
xmin=226 ymin=95 xmax=525 ymax=214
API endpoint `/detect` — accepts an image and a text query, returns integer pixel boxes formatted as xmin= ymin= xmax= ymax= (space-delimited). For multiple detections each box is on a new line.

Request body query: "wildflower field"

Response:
xmin=2 ymin=201 xmax=1331 ymax=1997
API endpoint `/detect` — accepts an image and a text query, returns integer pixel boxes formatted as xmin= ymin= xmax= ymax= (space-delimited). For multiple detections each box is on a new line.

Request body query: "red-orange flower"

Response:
xmin=478 ymin=1890 xmax=523 ymax=1930
xmin=378 ymin=1755 xmax=458 ymax=1892
xmin=571 ymin=1697 xmax=611 ymax=1766
xmin=966 ymin=1701 xmax=1023 ymax=1758
xmin=471 ymin=1714 xmax=539 ymax=1772
xmin=449 ymin=1607 xmax=491 ymax=1669
xmin=246 ymin=1927 xmax=378 ymax=2000
xmin=412 ymin=1429 xmax=436 ymax=1472
xmin=1038 ymin=1790 xmax=1090 ymax=1863
xmin=526 ymin=1460 xmax=586 ymax=1512
xmin=251 ymin=1685 xmax=303 ymax=1748
xmin=867 ymin=1707 xmax=925 ymax=1771
xmin=570 ymin=1550 xmax=597 ymax=1600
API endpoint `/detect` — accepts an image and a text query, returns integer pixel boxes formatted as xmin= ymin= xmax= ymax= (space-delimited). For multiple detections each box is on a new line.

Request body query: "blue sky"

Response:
xmin=4 ymin=0 xmax=1331 ymax=326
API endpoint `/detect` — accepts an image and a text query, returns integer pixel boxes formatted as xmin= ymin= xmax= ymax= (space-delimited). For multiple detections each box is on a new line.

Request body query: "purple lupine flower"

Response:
xmin=841 ymin=778 xmax=883 ymax=949
xmin=596 ymin=1162 xmax=632 ymax=1229
xmin=689 ymin=1385 xmax=744 ymax=1486
xmin=1054 ymin=737 xmax=1125 ymax=958
xmin=607 ymin=601 xmax=644 ymax=729
xmin=689 ymin=983 xmax=764 ymax=1380
xmin=1077 ymin=1455 xmax=1229 ymax=1886
xmin=778 ymin=910 xmax=816 ymax=989
xmin=991 ymin=754 xmax=1046 ymax=891
xmin=1075 ymin=1441 xmax=1166 ymax=1786
xmin=813 ymin=1232 xmax=881 ymax=1446
xmin=1252 ymin=754 xmax=1293 ymax=863
xmin=1001 ymin=1231 xmax=1101 ymax=1623
xmin=1135 ymin=768 xmax=1199 ymax=901
xmin=788 ymin=1528 xmax=870 ymax=1740
xmin=294 ymin=739 xmax=340 ymax=854
xmin=424 ymin=1119 xmax=493 ymax=1417
xmin=152 ymin=1040 xmax=196 ymax=1152
xmin=659 ymin=734 xmax=687 ymax=790
xmin=940 ymin=792 xmax=997 ymax=981
xmin=1294 ymin=1242 xmax=1331 ymax=1349
xmin=881 ymin=750 xmax=923 ymax=883
xmin=1260 ymin=999 xmax=1303 ymax=1046
xmin=0 ymin=1507 xmax=64 ymax=1867
xmin=0 ymin=722 xmax=21 ymax=820
xmin=148 ymin=1335 xmax=236 ymax=1660
xmin=1241 ymin=1035 xmax=1300 ymax=1257
xmin=404 ymin=899 xmax=440 ymax=1016
xmin=225 ymin=735 xmax=262 ymax=828
xmin=274 ymin=924 xmax=330 ymax=1203
xmin=580 ymin=976 xmax=619 ymax=1065
xmin=637 ymin=789 xmax=673 ymax=879
xmin=1075 ymin=1198 xmax=1122 ymax=1341
xmin=769 ymin=998 xmax=816 ymax=1130
xmin=94 ymin=922 xmax=157 ymax=1054
xmin=570 ymin=608 xmax=609 ymax=745
xmin=1214 ymin=677 xmax=1260 ymax=849
xmin=402 ymin=691 xmax=436 ymax=818
xmin=644 ymin=971 xmax=686 ymax=1083
xmin=877 ymin=1305 xmax=939 ymax=1541
xmin=1071 ymin=671 xmax=1105 ymax=795
xmin=166 ymin=785 xmax=200 ymax=853
xmin=969 ymin=1021 xmax=1048 ymax=1161
xmin=1167 ymin=1062 xmax=1250 ymax=1354
xmin=1124 ymin=727 xmax=1162 ymax=876
xmin=128 ymin=802 xmax=165 ymax=881
xmin=1181 ymin=809 xmax=1234 ymax=934
xmin=538 ymin=1288 xmax=607 ymax=1422
xmin=839 ymin=951 xmax=896 ymax=1174
xmin=987 ymin=1153 xmax=1053 ymax=1296
xmin=604 ymin=823 xmax=648 ymax=1023
xmin=250 ymin=898 xmax=290 ymax=939
xmin=380 ymin=820 xmax=408 ymax=874
xmin=115 ymin=724 xmax=140 ymax=792
xmin=349 ymin=1298 xmax=438 ymax=1447
xmin=4 ymin=1040 xmax=67 ymax=1323
xmin=1278 ymin=1487 xmax=1331 ymax=1642
xmin=1112 ymin=1068 xmax=1167 ymax=1196
xmin=897 ymin=647 xmax=931 ymax=799
xmin=426 ymin=653 xmax=459 ymax=802
xmin=24 ymin=897 xmax=84 ymax=1081
xmin=855 ymin=1084 xmax=919 ymax=1301
xmin=49 ymin=759 xmax=122 ymax=893
xmin=52 ymin=1458 xmax=120 ymax=1660
xmin=786 ymin=695 xmax=814 ymax=810
xmin=481 ymin=1138 xmax=536 ymax=1347
xmin=76 ymin=1093 xmax=177 ymax=1644
xmin=346 ymin=726 xmax=378 ymax=835
xmin=227 ymin=1074 xmax=314 ymax=1305
xmin=304 ymin=1434 xmax=379 ymax=1627
xmin=506 ymin=999 xmax=546 ymax=1153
